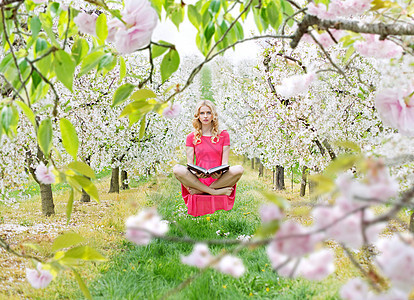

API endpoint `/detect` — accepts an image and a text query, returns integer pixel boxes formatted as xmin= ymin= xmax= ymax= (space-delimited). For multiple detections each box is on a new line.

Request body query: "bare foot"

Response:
xmin=189 ymin=188 xmax=204 ymax=195
xmin=212 ymin=187 xmax=233 ymax=196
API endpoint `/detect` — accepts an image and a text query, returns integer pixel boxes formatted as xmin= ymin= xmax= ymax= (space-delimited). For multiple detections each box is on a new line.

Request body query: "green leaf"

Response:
xmin=171 ymin=5 xmax=184 ymax=29
xmin=60 ymin=118 xmax=79 ymax=160
xmin=66 ymin=188 xmax=74 ymax=224
xmin=139 ymin=115 xmax=146 ymax=139
xmin=209 ymin=0 xmax=221 ymax=14
xmin=1 ymin=106 xmax=13 ymax=133
xmin=204 ymin=21 xmax=215 ymax=43
xmin=188 ymin=5 xmax=201 ymax=28
xmin=130 ymin=88 xmax=157 ymax=101
xmin=71 ymin=38 xmax=89 ymax=65
xmin=112 ymin=83 xmax=135 ymax=107
xmin=79 ymin=51 xmax=105 ymax=77
xmin=23 ymin=243 xmax=43 ymax=252
xmin=16 ymin=100 xmax=36 ymax=127
xmin=267 ymin=0 xmax=282 ymax=30
xmin=97 ymin=53 xmax=114 ymax=71
xmin=255 ymin=220 xmax=280 ymax=238
xmin=64 ymin=246 xmax=106 ymax=261
xmin=324 ymin=154 xmax=361 ymax=176
xmin=54 ymin=50 xmax=76 ymax=91
xmin=37 ymin=118 xmax=53 ymax=156
xmin=71 ymin=175 xmax=99 ymax=201
xmin=96 ymin=13 xmax=108 ymax=44
xmin=119 ymin=100 xmax=153 ymax=118
xmin=39 ymin=13 xmax=59 ymax=47
xmin=160 ymin=49 xmax=180 ymax=82
xmin=119 ymin=56 xmax=126 ymax=83
xmin=151 ymin=42 xmax=171 ymax=59
xmin=30 ymin=16 xmax=41 ymax=39
xmin=67 ymin=161 xmax=95 ymax=179
xmin=72 ymin=269 xmax=92 ymax=300
xmin=52 ymin=232 xmax=86 ymax=252
xmin=309 ymin=174 xmax=336 ymax=196
xmin=260 ymin=191 xmax=288 ymax=208
xmin=335 ymin=140 xmax=361 ymax=153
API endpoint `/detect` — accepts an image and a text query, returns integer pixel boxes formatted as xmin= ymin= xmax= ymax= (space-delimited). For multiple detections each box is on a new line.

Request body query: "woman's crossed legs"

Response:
xmin=173 ymin=165 xmax=244 ymax=196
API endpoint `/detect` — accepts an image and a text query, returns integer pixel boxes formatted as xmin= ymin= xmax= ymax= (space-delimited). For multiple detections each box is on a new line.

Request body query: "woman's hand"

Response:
xmin=210 ymin=171 xmax=222 ymax=179
xmin=195 ymin=171 xmax=209 ymax=179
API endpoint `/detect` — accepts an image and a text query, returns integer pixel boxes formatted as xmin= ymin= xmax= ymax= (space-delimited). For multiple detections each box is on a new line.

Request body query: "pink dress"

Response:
xmin=181 ymin=130 xmax=236 ymax=217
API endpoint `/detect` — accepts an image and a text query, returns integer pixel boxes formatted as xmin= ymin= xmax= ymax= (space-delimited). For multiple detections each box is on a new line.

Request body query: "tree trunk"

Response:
xmin=80 ymin=188 xmax=91 ymax=202
xmin=108 ymin=167 xmax=120 ymax=193
xmin=258 ymin=158 xmax=263 ymax=177
xmin=272 ymin=170 xmax=276 ymax=189
xmin=276 ymin=165 xmax=285 ymax=190
xmin=410 ymin=212 xmax=414 ymax=233
xmin=300 ymin=166 xmax=308 ymax=197
xmin=121 ymin=170 xmax=129 ymax=190
xmin=251 ymin=157 xmax=255 ymax=170
xmin=80 ymin=156 xmax=92 ymax=202
xmin=40 ymin=183 xmax=55 ymax=216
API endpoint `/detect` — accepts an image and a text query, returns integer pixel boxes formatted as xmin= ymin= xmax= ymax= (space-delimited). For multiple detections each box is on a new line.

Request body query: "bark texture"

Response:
xmin=300 ymin=166 xmax=309 ymax=197
xmin=121 ymin=170 xmax=129 ymax=190
xmin=40 ymin=183 xmax=55 ymax=216
xmin=108 ymin=167 xmax=120 ymax=193
xmin=275 ymin=165 xmax=285 ymax=190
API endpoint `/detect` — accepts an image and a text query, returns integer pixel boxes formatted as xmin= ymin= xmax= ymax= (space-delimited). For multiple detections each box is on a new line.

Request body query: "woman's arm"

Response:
xmin=222 ymin=145 xmax=230 ymax=165
xmin=186 ymin=146 xmax=195 ymax=164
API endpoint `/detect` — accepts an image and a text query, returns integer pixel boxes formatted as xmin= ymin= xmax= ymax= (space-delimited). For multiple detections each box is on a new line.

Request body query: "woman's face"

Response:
xmin=198 ymin=105 xmax=213 ymax=125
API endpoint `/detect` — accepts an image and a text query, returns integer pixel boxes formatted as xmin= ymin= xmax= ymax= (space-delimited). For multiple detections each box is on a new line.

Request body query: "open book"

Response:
xmin=187 ymin=163 xmax=229 ymax=177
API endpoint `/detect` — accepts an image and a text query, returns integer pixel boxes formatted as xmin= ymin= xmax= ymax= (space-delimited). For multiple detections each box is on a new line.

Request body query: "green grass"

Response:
xmin=83 ymin=174 xmax=341 ymax=299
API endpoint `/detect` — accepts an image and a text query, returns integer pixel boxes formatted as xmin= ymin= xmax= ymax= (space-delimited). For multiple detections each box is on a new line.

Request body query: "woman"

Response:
xmin=173 ymin=100 xmax=244 ymax=197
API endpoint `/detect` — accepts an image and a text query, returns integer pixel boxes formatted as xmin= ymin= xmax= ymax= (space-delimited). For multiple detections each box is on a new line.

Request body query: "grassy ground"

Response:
xmin=2 ymin=157 xmax=403 ymax=299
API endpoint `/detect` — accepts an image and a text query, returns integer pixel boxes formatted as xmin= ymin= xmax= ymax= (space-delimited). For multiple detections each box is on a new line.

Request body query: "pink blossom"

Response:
xmin=259 ymin=203 xmax=283 ymax=222
xmin=268 ymin=221 xmax=322 ymax=257
xmin=275 ymin=73 xmax=316 ymax=98
xmin=26 ymin=263 xmax=53 ymax=289
xmin=73 ymin=12 xmax=98 ymax=36
xmin=298 ymin=249 xmax=335 ymax=280
xmin=33 ymin=0 xmax=47 ymax=3
xmin=35 ymin=162 xmax=55 ymax=184
xmin=368 ymin=288 xmax=409 ymax=300
xmin=302 ymin=29 xmax=344 ymax=48
xmin=340 ymin=278 xmax=370 ymax=300
xmin=355 ymin=34 xmax=403 ymax=59
xmin=163 ymin=103 xmax=182 ymax=119
xmin=376 ymin=236 xmax=414 ymax=291
xmin=215 ymin=255 xmax=245 ymax=278
xmin=265 ymin=248 xmax=296 ymax=277
xmin=313 ymin=201 xmax=383 ymax=248
xmin=107 ymin=0 xmax=158 ymax=54
xmin=181 ymin=244 xmax=213 ymax=268
xmin=125 ymin=208 xmax=168 ymax=245
xmin=336 ymin=170 xmax=398 ymax=207
xmin=307 ymin=0 xmax=371 ymax=20
xmin=375 ymin=86 xmax=414 ymax=136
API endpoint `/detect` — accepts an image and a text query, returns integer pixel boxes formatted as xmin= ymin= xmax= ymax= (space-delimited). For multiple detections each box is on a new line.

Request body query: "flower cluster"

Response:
xmin=163 ymin=103 xmax=182 ymax=119
xmin=375 ymin=85 xmax=414 ymax=136
xmin=26 ymin=263 xmax=53 ymax=289
xmin=181 ymin=243 xmax=245 ymax=278
xmin=34 ymin=163 xmax=55 ymax=185
xmin=307 ymin=0 xmax=371 ymax=20
xmin=355 ymin=34 xmax=403 ymax=59
xmin=74 ymin=0 xmax=158 ymax=54
xmin=275 ymin=73 xmax=316 ymax=98
xmin=125 ymin=208 xmax=169 ymax=245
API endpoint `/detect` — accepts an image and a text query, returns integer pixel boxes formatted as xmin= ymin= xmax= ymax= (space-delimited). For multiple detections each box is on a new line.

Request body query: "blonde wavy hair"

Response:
xmin=192 ymin=100 xmax=220 ymax=145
